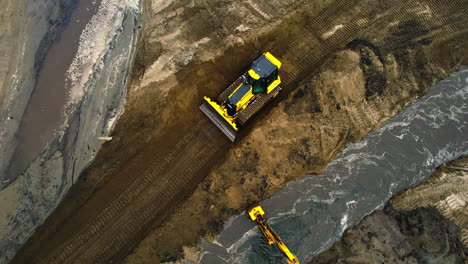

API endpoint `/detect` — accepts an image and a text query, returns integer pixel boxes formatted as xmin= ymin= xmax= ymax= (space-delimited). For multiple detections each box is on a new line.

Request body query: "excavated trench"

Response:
xmin=11 ymin=0 xmax=468 ymax=263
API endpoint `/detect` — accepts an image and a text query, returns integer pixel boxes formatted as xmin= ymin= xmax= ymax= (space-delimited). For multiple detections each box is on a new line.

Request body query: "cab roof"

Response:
xmin=250 ymin=55 xmax=278 ymax=78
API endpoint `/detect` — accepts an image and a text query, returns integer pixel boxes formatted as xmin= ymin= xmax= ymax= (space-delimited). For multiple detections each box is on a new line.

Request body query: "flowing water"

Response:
xmin=196 ymin=67 xmax=468 ymax=264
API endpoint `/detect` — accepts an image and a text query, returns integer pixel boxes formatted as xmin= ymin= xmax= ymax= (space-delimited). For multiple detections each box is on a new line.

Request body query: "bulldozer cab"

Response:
xmin=246 ymin=69 xmax=279 ymax=94
xmin=247 ymin=54 xmax=280 ymax=94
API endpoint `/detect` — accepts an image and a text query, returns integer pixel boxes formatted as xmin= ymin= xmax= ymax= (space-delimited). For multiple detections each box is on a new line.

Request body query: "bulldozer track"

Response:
xmin=281 ymin=72 xmax=298 ymax=87
xmin=242 ymin=0 xmax=272 ymax=21
xmin=442 ymin=32 xmax=468 ymax=51
xmin=45 ymin=123 xmax=206 ymax=264
xmin=84 ymin=140 xmax=224 ymax=263
xmin=372 ymin=0 xmax=466 ymax=52
xmin=237 ymin=86 xmax=281 ymax=126
xmin=426 ymin=15 xmax=467 ymax=41
xmin=306 ymin=0 xmax=359 ymax=33
xmin=281 ymin=0 xmax=409 ymax=92
xmin=49 ymin=126 xmax=224 ymax=263
xmin=18 ymin=1 xmax=468 ymax=263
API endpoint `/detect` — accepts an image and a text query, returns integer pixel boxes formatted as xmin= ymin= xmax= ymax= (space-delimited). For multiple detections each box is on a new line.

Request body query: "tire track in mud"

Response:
xmin=280 ymin=0 xmax=401 ymax=89
xmin=15 ymin=0 xmax=468 ymax=263
xmin=360 ymin=0 xmax=466 ymax=52
xmin=46 ymin=122 xmax=221 ymax=264
xmin=84 ymin=128 xmax=226 ymax=264
xmin=281 ymin=0 xmax=466 ymax=94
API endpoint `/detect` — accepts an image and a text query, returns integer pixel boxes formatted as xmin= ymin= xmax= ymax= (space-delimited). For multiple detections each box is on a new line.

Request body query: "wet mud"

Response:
xmin=0 ymin=0 xmax=80 ymax=186
xmin=5 ymin=0 xmax=100 ymax=181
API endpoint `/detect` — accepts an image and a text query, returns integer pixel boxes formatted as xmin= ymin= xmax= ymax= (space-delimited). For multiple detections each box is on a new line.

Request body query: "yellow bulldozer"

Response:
xmin=199 ymin=52 xmax=282 ymax=141
xmin=248 ymin=205 xmax=300 ymax=264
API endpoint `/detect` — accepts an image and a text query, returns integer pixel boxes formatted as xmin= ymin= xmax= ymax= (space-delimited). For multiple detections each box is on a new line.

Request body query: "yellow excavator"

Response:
xmin=248 ymin=205 xmax=300 ymax=264
xmin=199 ymin=52 xmax=282 ymax=141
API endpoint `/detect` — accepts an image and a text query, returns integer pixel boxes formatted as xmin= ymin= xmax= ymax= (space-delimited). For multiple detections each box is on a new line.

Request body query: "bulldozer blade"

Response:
xmin=199 ymin=101 xmax=237 ymax=142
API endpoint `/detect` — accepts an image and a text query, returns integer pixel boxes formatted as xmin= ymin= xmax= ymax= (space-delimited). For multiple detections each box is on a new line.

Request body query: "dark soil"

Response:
xmin=310 ymin=205 xmax=467 ymax=264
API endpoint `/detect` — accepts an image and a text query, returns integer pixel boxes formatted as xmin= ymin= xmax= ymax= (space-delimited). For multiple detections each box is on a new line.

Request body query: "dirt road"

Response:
xmin=11 ymin=0 xmax=467 ymax=263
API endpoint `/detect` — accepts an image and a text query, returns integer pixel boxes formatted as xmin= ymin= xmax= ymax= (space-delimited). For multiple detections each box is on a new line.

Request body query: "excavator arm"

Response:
xmin=248 ymin=205 xmax=300 ymax=264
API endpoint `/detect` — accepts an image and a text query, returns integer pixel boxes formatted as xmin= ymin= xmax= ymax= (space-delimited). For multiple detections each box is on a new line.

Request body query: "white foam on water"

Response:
xmin=222 ymin=213 xmax=243 ymax=231
xmin=339 ymin=213 xmax=348 ymax=232
xmin=42 ymin=0 xmax=141 ymax=152
xmin=211 ymin=239 xmax=224 ymax=248
xmin=226 ymin=227 xmax=258 ymax=254
xmin=274 ymin=198 xmax=300 ymax=218
xmin=66 ymin=0 xmax=139 ymax=107
xmin=346 ymin=200 xmax=357 ymax=208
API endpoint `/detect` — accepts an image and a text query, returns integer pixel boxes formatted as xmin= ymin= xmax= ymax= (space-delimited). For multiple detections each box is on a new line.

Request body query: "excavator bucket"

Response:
xmin=247 ymin=205 xmax=265 ymax=221
xmin=199 ymin=98 xmax=237 ymax=142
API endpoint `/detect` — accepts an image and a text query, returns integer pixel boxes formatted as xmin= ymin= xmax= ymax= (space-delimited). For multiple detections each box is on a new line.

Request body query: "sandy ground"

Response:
xmin=11 ymin=0 xmax=468 ymax=263
xmin=309 ymin=156 xmax=468 ymax=264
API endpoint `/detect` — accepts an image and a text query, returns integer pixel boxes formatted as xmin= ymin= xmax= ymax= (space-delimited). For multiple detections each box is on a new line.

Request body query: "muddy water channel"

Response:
xmin=0 ymin=0 xmax=141 ymax=262
xmin=5 ymin=0 xmax=101 ymax=179
xmin=197 ymin=67 xmax=468 ymax=264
